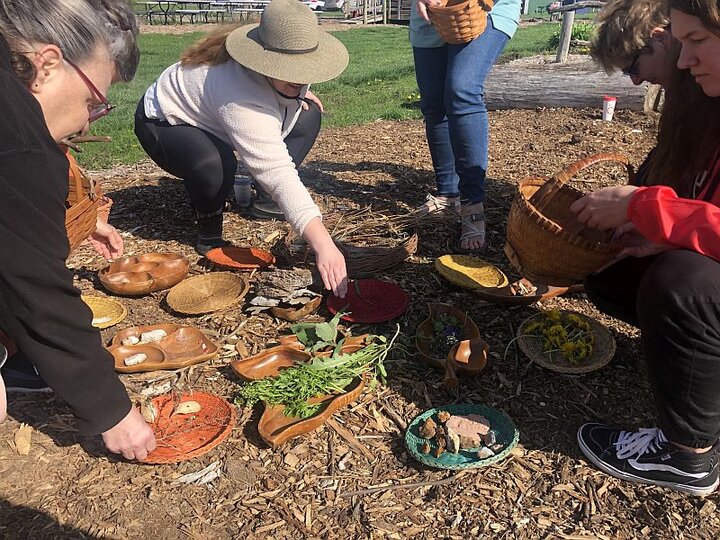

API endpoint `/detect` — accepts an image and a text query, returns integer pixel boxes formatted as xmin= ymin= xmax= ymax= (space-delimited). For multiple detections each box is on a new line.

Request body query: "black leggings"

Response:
xmin=133 ymin=99 xmax=321 ymax=214
xmin=585 ymin=250 xmax=720 ymax=448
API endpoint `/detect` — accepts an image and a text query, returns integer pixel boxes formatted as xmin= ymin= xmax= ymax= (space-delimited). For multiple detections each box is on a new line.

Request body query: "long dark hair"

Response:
xmin=645 ymin=0 xmax=720 ymax=198
xmin=646 ymin=68 xmax=720 ymax=198
xmin=666 ymin=0 xmax=720 ymax=34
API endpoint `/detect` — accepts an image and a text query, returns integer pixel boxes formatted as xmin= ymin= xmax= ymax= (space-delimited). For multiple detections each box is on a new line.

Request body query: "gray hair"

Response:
xmin=85 ymin=0 xmax=140 ymax=82
xmin=0 ymin=0 xmax=139 ymax=83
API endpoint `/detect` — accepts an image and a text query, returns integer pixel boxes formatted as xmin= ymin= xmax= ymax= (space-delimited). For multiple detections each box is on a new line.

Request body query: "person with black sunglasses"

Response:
xmin=569 ymin=0 xmax=720 ymax=496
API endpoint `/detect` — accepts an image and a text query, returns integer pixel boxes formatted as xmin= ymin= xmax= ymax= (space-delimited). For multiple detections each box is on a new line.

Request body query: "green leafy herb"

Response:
xmin=290 ymin=311 xmax=345 ymax=352
xmin=236 ymin=331 xmax=395 ymax=419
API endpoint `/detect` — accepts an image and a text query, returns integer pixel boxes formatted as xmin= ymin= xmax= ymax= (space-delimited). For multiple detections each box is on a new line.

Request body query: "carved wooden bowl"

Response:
xmin=99 ymin=253 xmax=190 ymax=296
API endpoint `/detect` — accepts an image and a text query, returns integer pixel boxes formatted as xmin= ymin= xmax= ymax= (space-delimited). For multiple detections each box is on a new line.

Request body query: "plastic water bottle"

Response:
xmin=233 ymin=171 xmax=252 ymax=208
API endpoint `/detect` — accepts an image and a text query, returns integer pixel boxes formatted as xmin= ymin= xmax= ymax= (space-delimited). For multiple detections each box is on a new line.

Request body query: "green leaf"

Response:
xmin=314 ymin=322 xmax=337 ymax=343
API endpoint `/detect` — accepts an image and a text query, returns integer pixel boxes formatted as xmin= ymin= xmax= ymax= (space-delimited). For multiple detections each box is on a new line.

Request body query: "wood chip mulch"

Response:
xmin=1 ymin=109 xmax=719 ymax=540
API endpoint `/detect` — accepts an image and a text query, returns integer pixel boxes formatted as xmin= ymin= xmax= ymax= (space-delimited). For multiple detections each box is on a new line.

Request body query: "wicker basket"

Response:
xmin=504 ymin=153 xmax=634 ymax=287
xmin=65 ymin=152 xmax=112 ymax=252
xmin=428 ymin=0 xmax=494 ymax=45
xmin=166 ymin=272 xmax=250 ymax=315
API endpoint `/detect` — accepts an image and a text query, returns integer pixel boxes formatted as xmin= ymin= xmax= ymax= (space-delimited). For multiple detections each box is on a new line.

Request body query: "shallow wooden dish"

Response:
xmin=269 ymin=296 xmax=322 ymax=322
xmin=99 ymin=253 xmax=190 ymax=296
xmin=108 ymin=323 xmax=218 ymax=373
xmin=416 ymin=303 xmax=483 ymax=375
xmin=231 ymin=340 xmax=369 ymax=446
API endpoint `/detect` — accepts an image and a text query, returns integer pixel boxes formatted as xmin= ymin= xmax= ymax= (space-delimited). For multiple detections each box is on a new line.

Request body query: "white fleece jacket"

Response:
xmin=143 ymin=60 xmax=322 ymax=235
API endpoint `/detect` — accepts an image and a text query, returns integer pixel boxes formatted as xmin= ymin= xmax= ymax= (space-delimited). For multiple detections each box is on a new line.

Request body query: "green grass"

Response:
xmin=80 ymin=24 xmax=561 ymax=168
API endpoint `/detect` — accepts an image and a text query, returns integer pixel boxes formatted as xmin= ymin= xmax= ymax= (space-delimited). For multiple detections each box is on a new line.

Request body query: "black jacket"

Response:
xmin=0 ymin=35 xmax=131 ymax=434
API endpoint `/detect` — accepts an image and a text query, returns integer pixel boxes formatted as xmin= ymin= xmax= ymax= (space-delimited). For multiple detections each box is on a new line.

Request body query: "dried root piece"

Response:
xmin=421 ymin=441 xmax=431 ymax=454
xmin=437 ymin=410 xmax=451 ymax=424
xmin=174 ymin=400 xmax=202 ymax=415
xmin=140 ymin=329 xmax=167 ymax=343
xmin=121 ymin=335 xmax=140 ymax=346
xmin=124 ymin=353 xmax=147 ymax=366
xmin=419 ymin=417 xmax=437 ymax=439
xmin=140 ymin=398 xmax=157 ymax=423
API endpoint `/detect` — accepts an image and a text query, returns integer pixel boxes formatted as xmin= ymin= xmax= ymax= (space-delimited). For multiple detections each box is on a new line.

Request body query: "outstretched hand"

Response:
xmin=102 ymin=407 xmax=157 ymax=461
xmin=88 ymin=219 xmax=124 ymax=261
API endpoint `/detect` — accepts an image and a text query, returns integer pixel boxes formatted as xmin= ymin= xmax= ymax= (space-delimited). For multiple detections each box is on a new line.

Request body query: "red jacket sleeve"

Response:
xmin=627 ymin=185 xmax=720 ymax=260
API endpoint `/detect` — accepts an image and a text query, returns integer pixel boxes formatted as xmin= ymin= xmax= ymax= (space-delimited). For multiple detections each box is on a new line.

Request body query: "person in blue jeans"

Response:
xmin=411 ymin=0 xmax=521 ymax=252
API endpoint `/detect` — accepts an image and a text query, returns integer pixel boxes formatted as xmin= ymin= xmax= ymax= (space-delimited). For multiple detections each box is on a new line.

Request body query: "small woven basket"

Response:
xmin=166 ymin=272 xmax=249 ymax=315
xmin=516 ymin=310 xmax=616 ymax=374
xmin=143 ymin=391 xmax=237 ymax=464
xmin=64 ymin=151 xmax=113 ymax=252
xmin=81 ymin=295 xmax=127 ymax=329
xmin=505 ymin=153 xmax=634 ymax=287
xmin=405 ymin=404 xmax=519 ymax=470
xmin=428 ymin=0 xmax=494 ymax=45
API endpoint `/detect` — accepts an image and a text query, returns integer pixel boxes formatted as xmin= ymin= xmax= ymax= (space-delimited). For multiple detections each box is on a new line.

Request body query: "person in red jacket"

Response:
xmin=571 ymin=0 xmax=720 ymax=496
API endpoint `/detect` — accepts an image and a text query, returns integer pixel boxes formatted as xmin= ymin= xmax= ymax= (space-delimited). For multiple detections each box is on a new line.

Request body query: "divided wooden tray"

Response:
xmin=99 ymin=253 xmax=190 ymax=296
xmin=230 ymin=338 xmax=368 ymax=446
xmin=108 ymin=324 xmax=218 ymax=373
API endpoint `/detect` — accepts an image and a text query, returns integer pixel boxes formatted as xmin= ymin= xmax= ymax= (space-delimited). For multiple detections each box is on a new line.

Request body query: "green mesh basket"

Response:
xmin=405 ymin=404 xmax=519 ymax=470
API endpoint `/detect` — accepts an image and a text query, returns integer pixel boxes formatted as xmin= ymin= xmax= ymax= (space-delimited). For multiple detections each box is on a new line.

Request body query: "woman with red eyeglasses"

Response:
xmin=0 ymin=0 xmax=156 ymax=462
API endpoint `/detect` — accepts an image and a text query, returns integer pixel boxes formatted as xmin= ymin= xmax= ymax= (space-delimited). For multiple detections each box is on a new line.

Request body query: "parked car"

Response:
xmin=303 ymin=0 xmax=325 ymax=11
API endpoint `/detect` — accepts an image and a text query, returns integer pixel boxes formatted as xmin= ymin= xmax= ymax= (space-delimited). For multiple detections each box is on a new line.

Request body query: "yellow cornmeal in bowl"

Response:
xmin=434 ymin=255 xmax=509 ymax=290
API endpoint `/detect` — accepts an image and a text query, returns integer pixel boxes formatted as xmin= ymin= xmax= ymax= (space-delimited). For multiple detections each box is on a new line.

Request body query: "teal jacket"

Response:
xmin=410 ymin=0 xmax=522 ymax=48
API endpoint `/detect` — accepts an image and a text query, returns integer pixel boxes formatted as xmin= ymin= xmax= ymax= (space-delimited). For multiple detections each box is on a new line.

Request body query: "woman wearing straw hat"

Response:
xmin=410 ymin=0 xmax=521 ymax=253
xmin=134 ymin=0 xmax=349 ymax=298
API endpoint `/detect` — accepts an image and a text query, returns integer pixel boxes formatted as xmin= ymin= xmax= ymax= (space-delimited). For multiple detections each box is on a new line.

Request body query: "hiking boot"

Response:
xmin=195 ymin=209 xmax=228 ymax=256
xmin=577 ymin=423 xmax=719 ymax=497
xmin=1 ymin=352 xmax=52 ymax=393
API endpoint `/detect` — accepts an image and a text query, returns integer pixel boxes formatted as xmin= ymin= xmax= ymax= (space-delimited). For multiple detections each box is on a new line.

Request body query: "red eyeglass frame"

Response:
xmin=64 ymin=58 xmax=115 ymax=123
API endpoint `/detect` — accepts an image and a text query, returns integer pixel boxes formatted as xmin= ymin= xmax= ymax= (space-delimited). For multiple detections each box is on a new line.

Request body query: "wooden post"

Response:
xmin=383 ymin=0 xmax=387 ymax=23
xmin=363 ymin=0 xmax=368 ymax=23
xmin=555 ymin=10 xmax=575 ymax=63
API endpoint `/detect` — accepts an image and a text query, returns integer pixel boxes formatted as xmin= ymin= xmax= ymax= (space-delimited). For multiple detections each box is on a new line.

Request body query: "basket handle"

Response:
xmin=529 ymin=152 xmax=635 ymax=213
xmin=67 ymin=153 xmax=98 ymax=203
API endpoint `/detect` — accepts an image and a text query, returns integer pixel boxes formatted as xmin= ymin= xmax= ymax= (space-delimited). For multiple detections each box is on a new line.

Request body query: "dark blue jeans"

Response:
xmin=413 ymin=20 xmax=509 ymax=203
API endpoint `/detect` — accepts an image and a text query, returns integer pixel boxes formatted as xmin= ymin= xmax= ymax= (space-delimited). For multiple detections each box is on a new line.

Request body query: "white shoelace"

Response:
xmin=614 ymin=428 xmax=668 ymax=460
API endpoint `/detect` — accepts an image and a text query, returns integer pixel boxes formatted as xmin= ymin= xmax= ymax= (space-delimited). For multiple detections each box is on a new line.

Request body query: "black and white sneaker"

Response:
xmin=0 ymin=353 xmax=52 ymax=393
xmin=577 ymin=423 xmax=719 ymax=497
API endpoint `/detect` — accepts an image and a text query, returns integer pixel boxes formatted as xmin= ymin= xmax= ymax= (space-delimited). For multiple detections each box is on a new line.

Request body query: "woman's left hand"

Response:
xmin=88 ymin=219 xmax=124 ymax=261
xmin=303 ymin=90 xmax=324 ymax=113
xmin=570 ymin=185 xmax=639 ymax=231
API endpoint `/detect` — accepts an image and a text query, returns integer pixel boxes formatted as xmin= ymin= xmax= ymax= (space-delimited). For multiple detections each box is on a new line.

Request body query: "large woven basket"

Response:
xmin=505 ymin=153 xmax=634 ymax=287
xmin=65 ymin=151 xmax=112 ymax=252
xmin=428 ymin=0 xmax=494 ymax=45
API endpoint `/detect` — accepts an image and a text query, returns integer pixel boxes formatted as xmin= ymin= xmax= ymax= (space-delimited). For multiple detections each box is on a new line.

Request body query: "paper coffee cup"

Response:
xmin=602 ymin=96 xmax=617 ymax=121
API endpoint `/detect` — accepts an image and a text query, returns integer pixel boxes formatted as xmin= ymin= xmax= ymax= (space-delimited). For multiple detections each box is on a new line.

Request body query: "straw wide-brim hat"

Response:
xmin=226 ymin=0 xmax=349 ymax=84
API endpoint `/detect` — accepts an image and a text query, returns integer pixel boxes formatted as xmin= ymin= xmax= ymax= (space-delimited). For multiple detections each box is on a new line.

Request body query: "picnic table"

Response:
xmin=142 ymin=0 xmax=177 ymax=24
xmin=175 ymin=0 xmax=228 ymax=23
